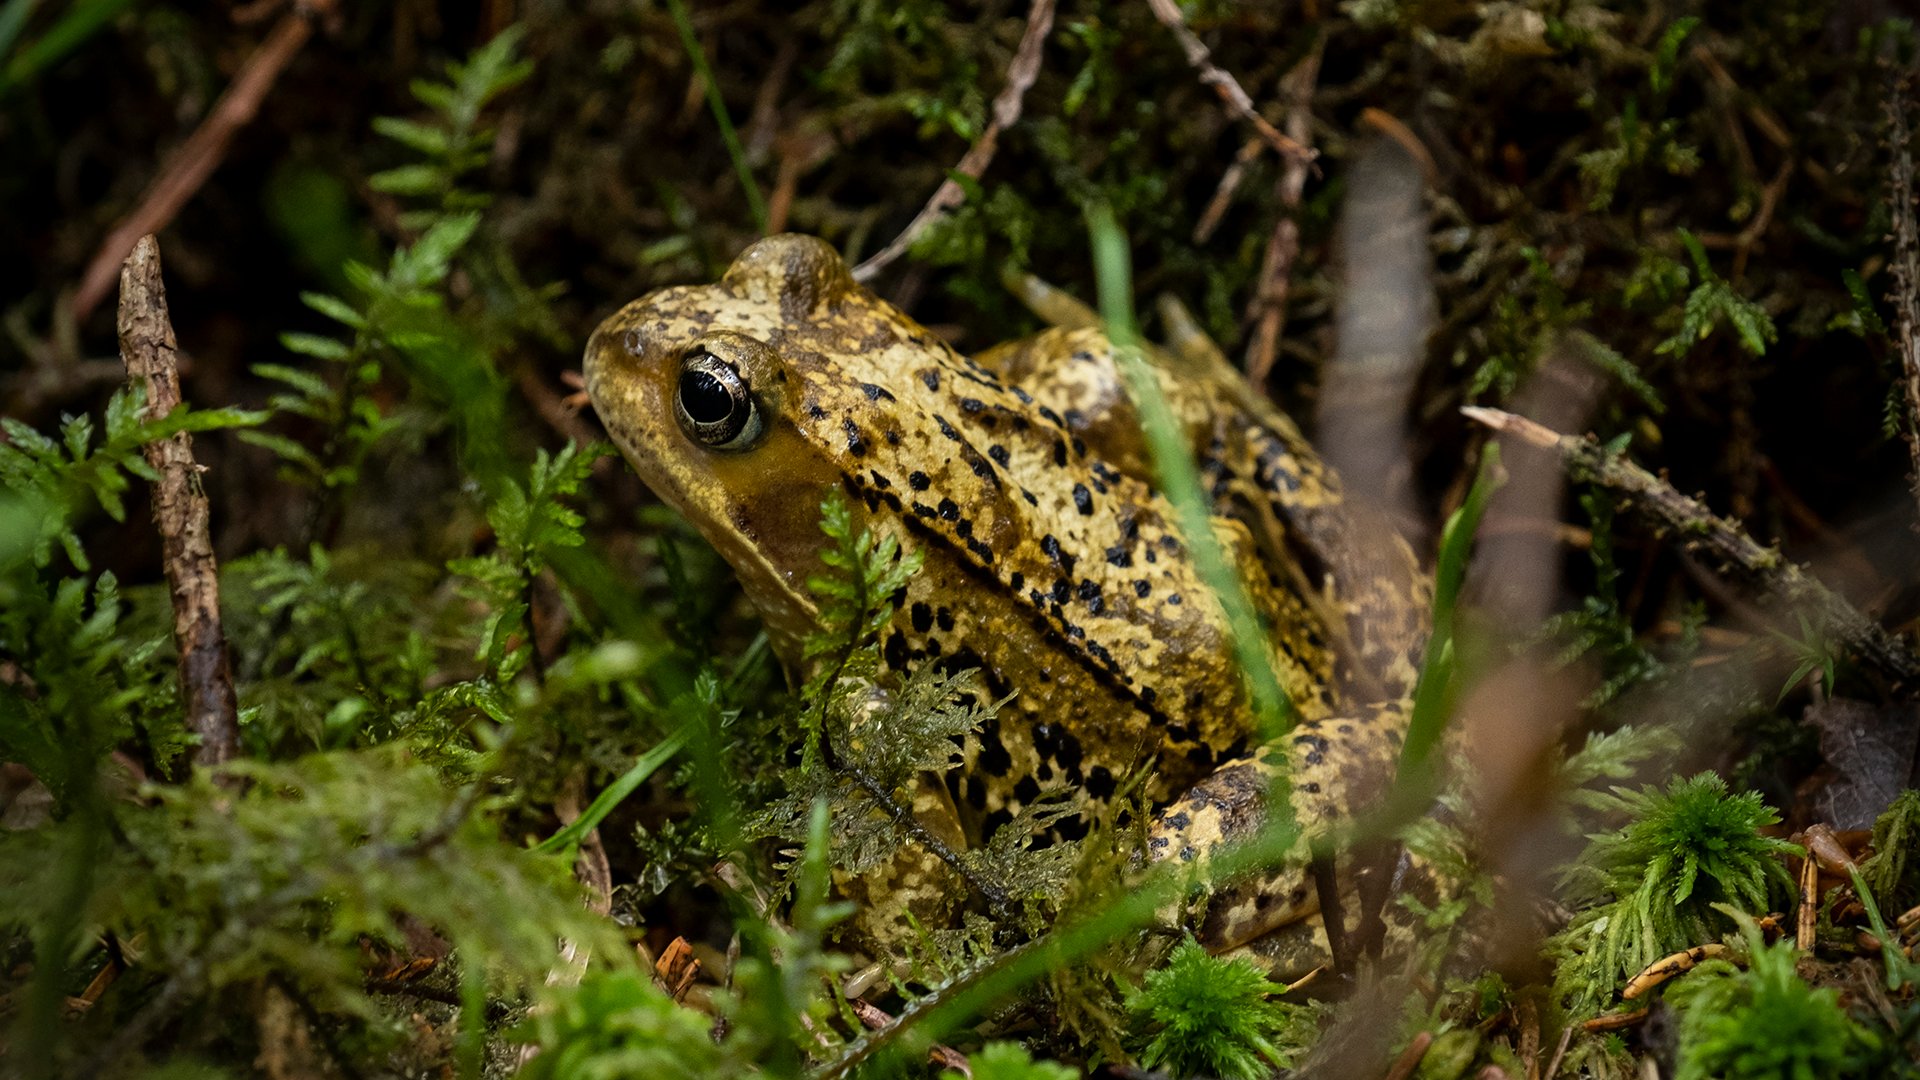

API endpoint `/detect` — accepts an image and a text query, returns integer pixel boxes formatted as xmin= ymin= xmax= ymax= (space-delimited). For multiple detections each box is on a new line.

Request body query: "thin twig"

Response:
xmin=75 ymin=2 xmax=331 ymax=321
xmin=1884 ymin=72 xmax=1920 ymax=527
xmin=1382 ymin=1031 xmax=1433 ymax=1080
xmin=1542 ymin=1023 xmax=1574 ymax=1079
xmin=116 ymin=236 xmax=243 ymax=772
xmin=1245 ymin=44 xmax=1322 ymax=386
xmin=1145 ymin=0 xmax=1316 ymax=165
xmin=1579 ymin=1007 xmax=1649 ymax=1032
xmin=1193 ymin=136 xmax=1264 ymax=243
xmin=1462 ymin=407 xmax=1920 ymax=686
xmin=846 ymin=996 xmax=970 ymax=1076
xmin=851 ymin=0 xmax=1056 ymax=282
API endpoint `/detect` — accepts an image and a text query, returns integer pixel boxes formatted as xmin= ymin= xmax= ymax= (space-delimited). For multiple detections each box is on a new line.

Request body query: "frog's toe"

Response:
xmin=999 ymin=266 xmax=1101 ymax=330
xmin=1154 ymin=294 xmax=1232 ymax=370
xmin=1224 ymin=913 xmax=1334 ymax=983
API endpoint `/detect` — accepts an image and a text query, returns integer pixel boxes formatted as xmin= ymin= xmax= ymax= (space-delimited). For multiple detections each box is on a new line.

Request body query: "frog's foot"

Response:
xmin=1148 ymin=702 xmax=1403 ymax=960
xmin=833 ymin=759 xmax=976 ymax=954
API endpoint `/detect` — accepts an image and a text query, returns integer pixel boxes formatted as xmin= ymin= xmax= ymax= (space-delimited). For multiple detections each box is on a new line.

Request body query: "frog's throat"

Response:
xmin=705 ymin=521 xmax=822 ymax=666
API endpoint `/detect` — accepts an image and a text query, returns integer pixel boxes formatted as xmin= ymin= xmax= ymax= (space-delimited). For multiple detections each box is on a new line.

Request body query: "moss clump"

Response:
xmin=1667 ymin=921 xmax=1882 ymax=1080
xmin=1551 ymin=773 xmax=1799 ymax=1015
xmin=1126 ymin=939 xmax=1320 ymax=1080
xmin=1861 ymin=789 xmax=1920 ymax=912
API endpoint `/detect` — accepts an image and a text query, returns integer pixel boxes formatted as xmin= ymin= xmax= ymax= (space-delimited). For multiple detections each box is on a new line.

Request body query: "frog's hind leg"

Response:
xmin=1149 ymin=700 xmax=1404 ymax=959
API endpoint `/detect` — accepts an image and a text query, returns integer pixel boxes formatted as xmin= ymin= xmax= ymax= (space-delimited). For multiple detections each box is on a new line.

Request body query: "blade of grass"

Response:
xmin=1395 ymin=442 xmax=1503 ymax=786
xmin=1086 ymin=202 xmax=1294 ymax=740
xmin=1849 ymin=865 xmax=1919 ymax=992
xmin=532 ymin=726 xmax=688 ymax=856
xmin=0 ymin=0 xmax=133 ymax=93
xmin=665 ymin=0 xmax=769 ymax=235
xmin=0 ymin=0 xmax=42 ymax=65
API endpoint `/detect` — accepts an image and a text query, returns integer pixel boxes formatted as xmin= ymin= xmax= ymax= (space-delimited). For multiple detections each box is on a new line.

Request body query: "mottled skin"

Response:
xmin=584 ymin=235 xmax=1428 ymax=961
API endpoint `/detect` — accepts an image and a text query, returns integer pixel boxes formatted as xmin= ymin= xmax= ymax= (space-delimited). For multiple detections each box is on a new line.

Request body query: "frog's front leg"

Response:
xmin=1149 ymin=700 xmax=1406 ymax=970
xmin=835 ymin=768 xmax=975 ymax=953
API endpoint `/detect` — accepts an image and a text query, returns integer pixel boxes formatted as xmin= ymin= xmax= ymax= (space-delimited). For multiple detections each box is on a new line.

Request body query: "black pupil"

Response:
xmin=679 ymin=369 xmax=735 ymax=424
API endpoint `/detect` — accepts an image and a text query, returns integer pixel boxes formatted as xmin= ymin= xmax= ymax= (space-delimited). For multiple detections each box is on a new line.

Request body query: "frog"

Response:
xmin=583 ymin=234 xmax=1430 ymax=969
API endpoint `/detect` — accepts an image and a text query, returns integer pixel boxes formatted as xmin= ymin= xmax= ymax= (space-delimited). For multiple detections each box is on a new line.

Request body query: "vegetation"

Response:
xmin=1550 ymin=773 xmax=1801 ymax=1016
xmin=3 ymin=1 xmax=1920 ymax=1076
xmin=1125 ymin=939 xmax=1324 ymax=1079
xmin=1667 ymin=917 xmax=1886 ymax=1080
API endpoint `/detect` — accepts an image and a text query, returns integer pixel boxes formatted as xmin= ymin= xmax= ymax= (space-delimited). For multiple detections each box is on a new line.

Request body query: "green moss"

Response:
xmin=1861 ymin=789 xmax=1920 ymax=912
xmin=1668 ymin=920 xmax=1881 ymax=1080
xmin=1551 ymin=773 xmax=1799 ymax=1016
xmin=1126 ymin=939 xmax=1320 ymax=1080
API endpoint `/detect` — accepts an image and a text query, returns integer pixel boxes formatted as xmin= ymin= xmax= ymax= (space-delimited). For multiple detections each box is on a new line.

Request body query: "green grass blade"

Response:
xmin=0 ymin=0 xmax=133 ymax=94
xmin=1396 ymin=442 xmax=1502 ymax=786
xmin=665 ymin=0 xmax=769 ymax=234
xmin=532 ymin=727 xmax=688 ymax=856
xmin=1086 ymin=202 xmax=1294 ymax=739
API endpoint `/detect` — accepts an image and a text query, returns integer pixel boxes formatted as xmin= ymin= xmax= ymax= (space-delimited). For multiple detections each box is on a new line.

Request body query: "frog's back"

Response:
xmin=585 ymin=236 xmax=1341 ymax=831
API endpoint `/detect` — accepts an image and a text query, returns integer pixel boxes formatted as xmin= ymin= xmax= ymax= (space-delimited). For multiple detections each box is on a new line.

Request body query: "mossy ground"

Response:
xmin=2 ymin=2 xmax=1919 ymax=1076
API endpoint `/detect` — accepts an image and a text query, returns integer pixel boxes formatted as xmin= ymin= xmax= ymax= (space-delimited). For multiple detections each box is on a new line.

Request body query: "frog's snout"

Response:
xmin=722 ymin=233 xmax=857 ymax=315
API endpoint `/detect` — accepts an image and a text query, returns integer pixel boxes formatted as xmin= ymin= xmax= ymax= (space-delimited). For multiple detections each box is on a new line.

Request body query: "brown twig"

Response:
xmin=1580 ymin=1008 xmax=1649 ymax=1032
xmin=1622 ymin=943 xmax=1729 ymax=999
xmin=1381 ymin=1031 xmax=1432 ymax=1080
xmin=1245 ymin=45 xmax=1323 ymax=387
xmin=846 ymin=997 xmax=969 ymax=1076
xmin=1144 ymin=0 xmax=1315 ymax=165
xmin=1884 ymin=73 xmax=1920 ymax=528
xmin=1461 ymin=407 xmax=1920 ymax=687
xmin=1798 ymin=851 xmax=1820 ymax=950
xmin=116 ymin=237 xmax=243 ymax=772
xmin=851 ymin=0 xmax=1056 ymax=282
xmin=1518 ymin=996 xmax=1541 ymax=1080
xmin=1193 ymin=136 xmax=1264 ymax=243
xmin=75 ymin=2 xmax=332 ymax=322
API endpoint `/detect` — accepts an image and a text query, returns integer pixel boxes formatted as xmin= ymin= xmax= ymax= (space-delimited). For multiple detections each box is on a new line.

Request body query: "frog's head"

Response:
xmin=584 ymin=235 xmax=931 ymax=658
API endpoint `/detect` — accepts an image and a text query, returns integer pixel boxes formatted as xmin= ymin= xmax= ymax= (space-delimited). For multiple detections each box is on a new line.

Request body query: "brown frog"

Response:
xmin=584 ymin=234 xmax=1428 ymax=964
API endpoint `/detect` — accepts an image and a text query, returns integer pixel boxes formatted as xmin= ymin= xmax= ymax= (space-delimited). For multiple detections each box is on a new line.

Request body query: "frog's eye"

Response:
xmin=675 ymin=351 xmax=763 ymax=450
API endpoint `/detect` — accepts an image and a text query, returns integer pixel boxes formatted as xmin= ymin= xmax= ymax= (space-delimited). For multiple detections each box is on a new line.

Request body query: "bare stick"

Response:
xmin=1245 ymin=45 xmax=1323 ymax=386
xmin=1462 ymin=407 xmax=1920 ymax=686
xmin=851 ymin=0 xmax=1057 ymax=282
xmin=1542 ymin=1024 xmax=1574 ymax=1079
xmin=1885 ymin=73 xmax=1920 ymax=527
xmin=1193 ymin=136 xmax=1264 ymax=243
xmin=117 ymin=237 xmax=242 ymax=771
xmin=75 ymin=2 xmax=330 ymax=321
xmin=846 ymin=997 xmax=969 ymax=1075
xmin=1145 ymin=0 xmax=1316 ymax=165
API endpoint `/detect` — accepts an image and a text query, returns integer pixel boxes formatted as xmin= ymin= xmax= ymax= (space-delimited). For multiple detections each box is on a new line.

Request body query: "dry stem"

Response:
xmin=76 ymin=2 xmax=331 ymax=321
xmin=116 ymin=236 xmax=242 ymax=771
xmin=1462 ymin=407 xmax=1920 ymax=687
xmin=1245 ymin=45 xmax=1323 ymax=386
xmin=1885 ymin=73 xmax=1920 ymax=528
xmin=851 ymin=0 xmax=1057 ymax=282
xmin=1145 ymin=0 xmax=1316 ymax=165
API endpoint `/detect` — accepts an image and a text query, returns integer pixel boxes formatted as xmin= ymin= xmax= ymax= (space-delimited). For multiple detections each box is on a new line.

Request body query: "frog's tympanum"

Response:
xmin=585 ymin=235 xmax=1430 ymax=969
